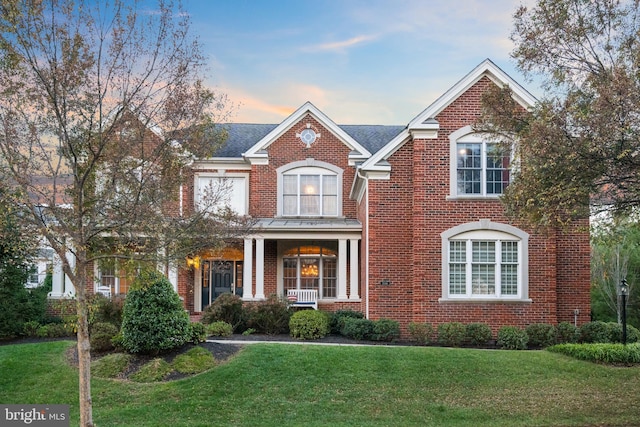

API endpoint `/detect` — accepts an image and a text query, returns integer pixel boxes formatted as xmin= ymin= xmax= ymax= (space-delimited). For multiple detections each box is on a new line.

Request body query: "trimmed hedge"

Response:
xmin=331 ymin=310 xmax=364 ymax=334
xmin=437 ymin=322 xmax=466 ymax=347
xmin=526 ymin=323 xmax=557 ymax=348
xmin=408 ymin=322 xmax=434 ymax=345
xmin=497 ymin=326 xmax=528 ymax=350
xmin=372 ymin=319 xmax=400 ymax=342
xmin=548 ymin=343 xmax=640 ymax=365
xmin=289 ymin=310 xmax=330 ymax=340
xmin=341 ymin=317 xmax=374 ymax=340
xmin=206 ymin=321 xmax=233 ymax=337
xmin=465 ymin=323 xmax=492 ymax=346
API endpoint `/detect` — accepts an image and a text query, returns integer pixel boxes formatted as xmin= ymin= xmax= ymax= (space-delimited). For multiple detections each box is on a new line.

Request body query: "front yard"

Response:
xmin=1 ymin=340 xmax=639 ymax=426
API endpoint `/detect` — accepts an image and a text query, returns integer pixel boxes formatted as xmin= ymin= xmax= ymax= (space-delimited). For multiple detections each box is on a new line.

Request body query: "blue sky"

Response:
xmin=186 ymin=0 xmax=539 ymax=125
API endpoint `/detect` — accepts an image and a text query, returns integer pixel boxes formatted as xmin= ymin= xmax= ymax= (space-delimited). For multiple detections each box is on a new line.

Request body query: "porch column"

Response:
xmin=243 ymin=238 xmax=254 ymax=300
xmin=349 ymin=239 xmax=360 ymax=300
xmin=338 ymin=239 xmax=348 ymax=300
xmin=255 ymin=238 xmax=265 ymax=299
xmin=49 ymin=252 xmax=65 ymax=298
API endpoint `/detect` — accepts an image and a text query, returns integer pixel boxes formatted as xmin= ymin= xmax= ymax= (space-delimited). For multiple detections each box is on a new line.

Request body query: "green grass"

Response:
xmin=92 ymin=353 xmax=132 ymax=379
xmin=1 ymin=341 xmax=640 ymax=426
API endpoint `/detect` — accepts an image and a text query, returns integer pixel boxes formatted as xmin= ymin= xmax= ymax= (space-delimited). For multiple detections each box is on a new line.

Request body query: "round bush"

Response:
xmin=408 ymin=322 xmax=434 ymax=345
xmin=90 ymin=322 xmax=119 ymax=352
xmin=245 ymin=295 xmax=291 ymax=335
xmin=465 ymin=323 xmax=492 ymax=346
xmin=497 ymin=326 xmax=529 ymax=350
xmin=556 ymin=321 xmax=578 ymax=344
xmin=330 ymin=310 xmax=364 ymax=334
xmin=120 ymin=270 xmax=191 ymax=354
xmin=606 ymin=322 xmax=640 ymax=344
xmin=437 ymin=322 xmax=466 ymax=347
xmin=525 ymin=323 xmax=557 ymax=348
xmin=289 ymin=310 xmax=330 ymax=340
xmin=579 ymin=321 xmax=610 ymax=343
xmin=206 ymin=321 xmax=233 ymax=337
xmin=372 ymin=318 xmax=400 ymax=342
xmin=188 ymin=322 xmax=207 ymax=343
xmin=341 ymin=317 xmax=374 ymax=340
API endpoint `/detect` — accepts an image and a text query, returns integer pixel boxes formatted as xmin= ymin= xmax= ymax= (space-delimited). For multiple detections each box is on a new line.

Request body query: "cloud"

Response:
xmin=303 ymin=34 xmax=378 ymax=53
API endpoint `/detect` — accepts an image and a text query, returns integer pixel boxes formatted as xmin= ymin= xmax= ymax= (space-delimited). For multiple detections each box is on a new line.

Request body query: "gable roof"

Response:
xmin=357 ymin=58 xmax=537 ymax=174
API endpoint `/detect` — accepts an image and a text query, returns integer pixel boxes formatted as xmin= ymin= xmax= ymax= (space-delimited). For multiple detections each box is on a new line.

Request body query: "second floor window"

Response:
xmin=282 ymin=170 xmax=338 ymax=216
xmin=456 ymin=141 xmax=510 ymax=196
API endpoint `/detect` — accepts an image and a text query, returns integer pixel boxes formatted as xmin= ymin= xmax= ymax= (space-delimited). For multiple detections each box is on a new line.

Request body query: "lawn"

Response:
xmin=1 ymin=340 xmax=639 ymax=426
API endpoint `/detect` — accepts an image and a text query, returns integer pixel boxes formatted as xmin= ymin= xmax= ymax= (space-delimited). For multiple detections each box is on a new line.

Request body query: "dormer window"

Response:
xmin=278 ymin=160 xmax=342 ymax=217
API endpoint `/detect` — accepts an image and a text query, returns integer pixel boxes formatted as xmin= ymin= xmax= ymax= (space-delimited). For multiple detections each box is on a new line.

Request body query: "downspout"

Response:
xmin=356 ymin=167 xmax=370 ymax=319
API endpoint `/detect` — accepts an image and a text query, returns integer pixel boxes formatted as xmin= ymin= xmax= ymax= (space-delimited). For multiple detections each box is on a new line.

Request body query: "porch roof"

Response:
xmin=254 ymin=218 xmax=362 ymax=234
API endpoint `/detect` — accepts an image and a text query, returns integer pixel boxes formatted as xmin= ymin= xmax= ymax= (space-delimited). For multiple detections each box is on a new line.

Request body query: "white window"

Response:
xmin=277 ymin=160 xmax=342 ymax=217
xmin=283 ymin=245 xmax=337 ymax=299
xmin=450 ymin=127 xmax=511 ymax=197
xmin=441 ymin=221 xmax=529 ymax=300
xmin=196 ymin=174 xmax=248 ymax=215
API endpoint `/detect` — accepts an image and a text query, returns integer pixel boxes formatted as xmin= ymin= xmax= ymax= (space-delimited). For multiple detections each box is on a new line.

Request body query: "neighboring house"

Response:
xmin=89 ymin=59 xmax=591 ymax=332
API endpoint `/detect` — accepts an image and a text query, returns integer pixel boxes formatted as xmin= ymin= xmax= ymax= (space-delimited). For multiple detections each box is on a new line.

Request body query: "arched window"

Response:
xmin=277 ymin=160 xmax=342 ymax=217
xmin=441 ymin=220 xmax=529 ymax=300
xmin=283 ymin=245 xmax=337 ymax=299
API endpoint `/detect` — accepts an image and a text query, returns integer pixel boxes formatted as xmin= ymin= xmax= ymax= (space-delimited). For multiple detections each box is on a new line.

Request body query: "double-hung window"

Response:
xmin=283 ymin=245 xmax=337 ymax=299
xmin=278 ymin=161 xmax=342 ymax=217
xmin=441 ymin=221 xmax=529 ymax=301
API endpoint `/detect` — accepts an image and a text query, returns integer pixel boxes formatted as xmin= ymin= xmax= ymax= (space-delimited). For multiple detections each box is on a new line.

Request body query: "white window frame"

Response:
xmin=276 ymin=159 xmax=343 ymax=217
xmin=440 ymin=220 xmax=530 ymax=301
xmin=449 ymin=126 xmax=512 ymax=199
xmin=195 ymin=173 xmax=249 ymax=216
xmin=282 ymin=244 xmax=338 ymax=300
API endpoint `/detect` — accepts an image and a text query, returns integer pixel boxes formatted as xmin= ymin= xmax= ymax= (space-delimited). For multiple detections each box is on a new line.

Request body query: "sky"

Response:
xmin=185 ymin=0 xmax=540 ymax=125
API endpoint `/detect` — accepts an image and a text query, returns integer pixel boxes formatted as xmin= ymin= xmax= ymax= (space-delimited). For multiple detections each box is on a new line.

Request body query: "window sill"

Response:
xmin=319 ymin=298 xmax=362 ymax=303
xmin=438 ymin=298 xmax=532 ymax=304
xmin=446 ymin=195 xmax=503 ymax=201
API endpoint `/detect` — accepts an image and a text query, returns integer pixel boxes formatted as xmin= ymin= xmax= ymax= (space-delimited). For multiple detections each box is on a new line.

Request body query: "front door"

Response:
xmin=201 ymin=260 xmax=243 ymax=309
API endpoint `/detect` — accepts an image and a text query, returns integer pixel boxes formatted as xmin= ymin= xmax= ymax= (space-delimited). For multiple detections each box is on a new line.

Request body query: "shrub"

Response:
xmin=22 ymin=321 xmax=41 ymax=337
xmin=289 ymin=310 xmax=330 ymax=340
xmin=579 ymin=321 xmax=610 ymax=343
xmin=556 ymin=321 xmax=578 ymax=344
xmin=187 ymin=322 xmax=207 ymax=344
xmin=465 ymin=323 xmax=492 ymax=346
xmin=120 ymin=270 xmax=191 ymax=354
xmin=90 ymin=322 xmax=119 ymax=352
xmin=437 ymin=322 xmax=466 ymax=347
xmin=548 ymin=343 xmax=640 ymax=365
xmin=341 ymin=317 xmax=374 ymax=340
xmin=91 ymin=294 xmax=125 ymax=328
xmin=606 ymin=322 xmax=640 ymax=344
xmin=200 ymin=293 xmax=245 ymax=331
xmin=525 ymin=323 xmax=557 ymax=348
xmin=372 ymin=319 xmax=400 ymax=342
xmin=36 ymin=322 xmax=73 ymax=338
xmin=172 ymin=347 xmax=215 ymax=374
xmin=91 ymin=353 xmax=132 ymax=379
xmin=245 ymin=295 xmax=291 ymax=335
xmin=408 ymin=322 xmax=434 ymax=345
xmin=206 ymin=321 xmax=233 ymax=337
xmin=330 ymin=310 xmax=364 ymax=334
xmin=130 ymin=358 xmax=173 ymax=382
xmin=497 ymin=326 xmax=529 ymax=350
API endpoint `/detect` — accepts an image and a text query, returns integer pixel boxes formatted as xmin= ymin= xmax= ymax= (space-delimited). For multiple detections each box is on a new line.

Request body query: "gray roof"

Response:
xmin=211 ymin=123 xmax=405 ymax=158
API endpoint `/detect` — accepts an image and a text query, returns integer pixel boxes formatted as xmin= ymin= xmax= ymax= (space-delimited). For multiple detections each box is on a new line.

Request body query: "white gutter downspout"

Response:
xmin=356 ymin=167 xmax=370 ymax=319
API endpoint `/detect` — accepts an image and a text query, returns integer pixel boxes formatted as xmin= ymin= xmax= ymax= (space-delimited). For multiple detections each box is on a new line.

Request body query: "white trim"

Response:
xmin=194 ymin=172 xmax=249 ymax=216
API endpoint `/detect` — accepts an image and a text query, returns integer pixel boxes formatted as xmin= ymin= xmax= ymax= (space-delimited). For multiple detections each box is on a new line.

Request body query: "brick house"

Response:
xmin=76 ymin=59 xmax=590 ymax=332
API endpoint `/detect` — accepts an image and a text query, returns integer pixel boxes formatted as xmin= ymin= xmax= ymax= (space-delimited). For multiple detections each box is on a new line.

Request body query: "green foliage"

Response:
xmin=130 ymin=358 xmax=173 ymax=382
xmin=408 ymin=322 xmax=434 ymax=345
xmin=91 ymin=353 xmax=132 ymax=379
xmin=465 ymin=323 xmax=492 ymax=346
xmin=245 ymin=295 xmax=291 ymax=335
xmin=579 ymin=321 xmax=610 ymax=343
xmin=120 ymin=271 xmax=191 ymax=354
xmin=556 ymin=321 xmax=578 ymax=343
xmin=90 ymin=322 xmax=119 ymax=352
xmin=289 ymin=310 xmax=330 ymax=340
xmin=242 ymin=328 xmax=255 ymax=336
xmin=172 ymin=347 xmax=215 ymax=374
xmin=371 ymin=319 xmax=400 ymax=342
xmin=200 ymin=293 xmax=245 ymax=331
xmin=22 ymin=321 xmax=41 ymax=337
xmin=330 ymin=309 xmax=364 ymax=334
xmin=35 ymin=322 xmax=74 ymax=338
xmin=606 ymin=322 xmax=640 ymax=344
xmin=497 ymin=326 xmax=529 ymax=350
xmin=548 ymin=343 xmax=640 ymax=365
xmin=91 ymin=294 xmax=125 ymax=328
xmin=525 ymin=323 xmax=557 ymax=348
xmin=437 ymin=322 xmax=466 ymax=347
xmin=206 ymin=321 xmax=233 ymax=337
xmin=341 ymin=317 xmax=374 ymax=340
xmin=187 ymin=322 xmax=207 ymax=344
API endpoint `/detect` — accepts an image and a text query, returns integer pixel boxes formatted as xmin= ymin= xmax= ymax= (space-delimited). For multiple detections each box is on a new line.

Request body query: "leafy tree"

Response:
xmin=476 ymin=0 xmax=640 ymax=227
xmin=0 ymin=1 xmax=250 ymax=425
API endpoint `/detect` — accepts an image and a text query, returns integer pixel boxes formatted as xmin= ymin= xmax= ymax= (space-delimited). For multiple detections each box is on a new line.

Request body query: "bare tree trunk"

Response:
xmin=76 ymin=289 xmax=93 ymax=427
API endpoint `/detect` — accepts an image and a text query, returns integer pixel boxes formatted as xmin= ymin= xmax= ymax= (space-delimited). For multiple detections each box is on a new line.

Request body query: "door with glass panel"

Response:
xmin=201 ymin=260 xmax=243 ymax=309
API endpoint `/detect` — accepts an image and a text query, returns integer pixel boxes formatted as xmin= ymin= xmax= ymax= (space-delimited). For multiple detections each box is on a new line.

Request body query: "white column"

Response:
xmin=243 ymin=238 xmax=253 ymax=300
xmin=49 ymin=251 xmax=65 ymax=298
xmin=338 ymin=239 xmax=348 ymax=299
xmin=64 ymin=246 xmax=76 ymax=297
xmin=350 ymin=239 xmax=360 ymax=300
xmin=255 ymin=238 xmax=265 ymax=299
